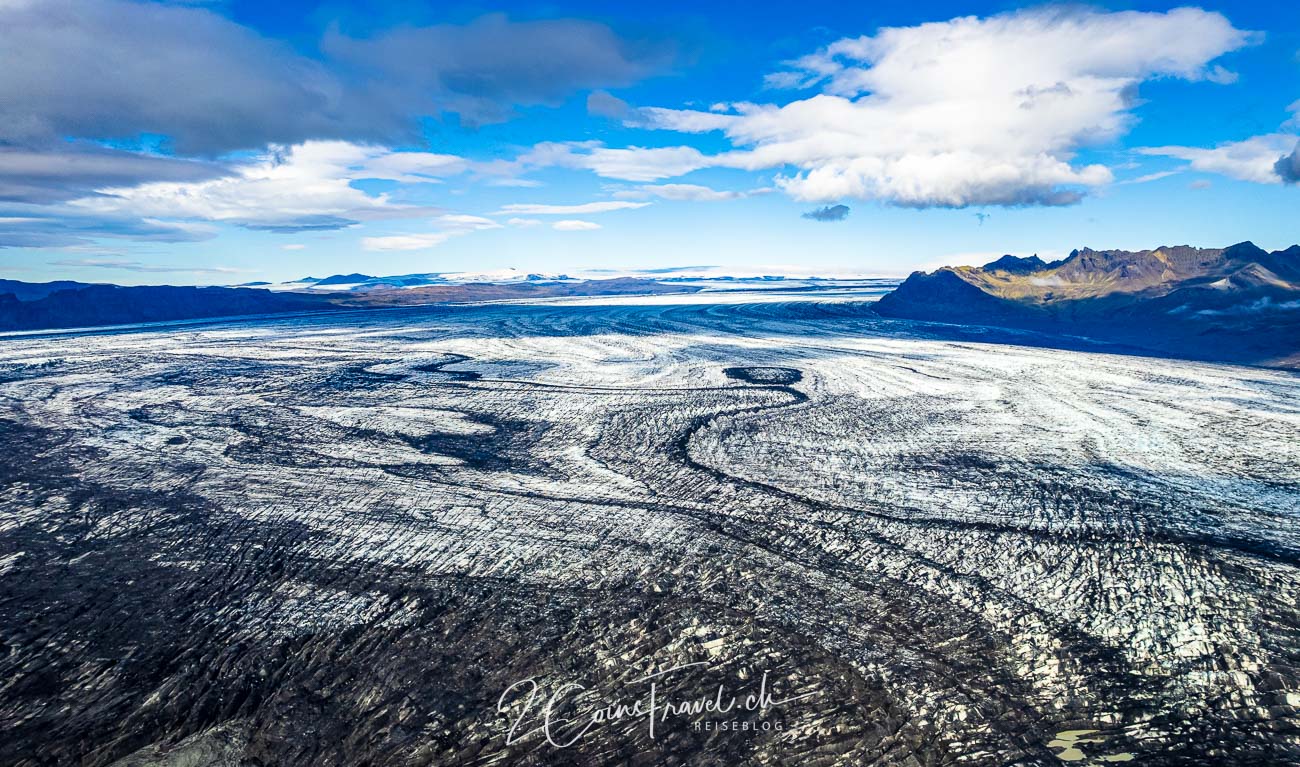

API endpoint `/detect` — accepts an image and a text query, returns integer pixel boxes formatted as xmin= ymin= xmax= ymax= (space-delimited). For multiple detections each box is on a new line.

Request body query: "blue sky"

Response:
xmin=0 ymin=0 xmax=1297 ymax=284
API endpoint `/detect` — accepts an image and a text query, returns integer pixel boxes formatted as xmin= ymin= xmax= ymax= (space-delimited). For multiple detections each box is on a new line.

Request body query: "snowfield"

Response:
xmin=1 ymin=291 xmax=1297 ymax=766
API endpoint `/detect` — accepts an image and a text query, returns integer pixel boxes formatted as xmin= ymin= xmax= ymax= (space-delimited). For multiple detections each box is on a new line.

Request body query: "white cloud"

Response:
xmin=496 ymin=200 xmax=649 ymax=215
xmin=362 ymin=232 xmax=454 ymax=251
xmin=770 ymin=9 xmax=1254 ymax=97
xmin=552 ymin=220 xmax=601 ymax=231
xmin=492 ymin=141 xmax=711 ymax=183
xmin=1118 ymin=170 xmax=1181 ymax=185
xmin=70 ymin=141 xmax=452 ymax=231
xmin=358 ymin=152 xmax=468 ymax=182
xmin=614 ymin=183 xmax=761 ymax=201
xmin=506 ymin=217 xmax=542 ymax=227
xmin=636 ymin=108 xmax=738 ymax=133
xmin=437 ymin=213 xmax=501 ymax=229
xmin=487 ymin=177 xmax=544 ymax=188
xmin=281 ymin=243 xmax=307 ymax=250
xmin=1139 ymin=134 xmax=1298 ymax=184
xmin=627 ymin=8 xmax=1257 ymax=207
xmin=580 ymin=146 xmax=711 ymax=182
xmin=360 ymin=212 xmax=503 ymax=251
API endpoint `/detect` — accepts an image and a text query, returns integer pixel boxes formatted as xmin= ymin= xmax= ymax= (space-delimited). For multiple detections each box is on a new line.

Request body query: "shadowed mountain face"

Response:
xmin=0 ymin=285 xmax=341 ymax=331
xmin=0 ymin=279 xmax=100 ymax=301
xmin=874 ymin=242 xmax=1300 ymax=367
xmin=0 ymin=279 xmax=701 ymax=332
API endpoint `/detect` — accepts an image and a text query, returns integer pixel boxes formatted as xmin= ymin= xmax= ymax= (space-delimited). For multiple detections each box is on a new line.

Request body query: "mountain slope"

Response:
xmin=0 ymin=279 xmax=100 ymax=301
xmin=0 ymin=285 xmax=340 ymax=331
xmin=874 ymin=242 xmax=1300 ymax=366
xmin=0 ymin=278 xmax=700 ymax=331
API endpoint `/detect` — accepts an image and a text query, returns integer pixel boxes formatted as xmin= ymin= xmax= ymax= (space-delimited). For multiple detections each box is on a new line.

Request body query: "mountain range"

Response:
xmin=873 ymin=242 xmax=1300 ymax=367
xmin=0 ymin=285 xmax=340 ymax=332
xmin=259 ymin=267 xmax=889 ymax=292
xmin=0 ymin=268 xmax=893 ymax=333
xmin=0 ymin=277 xmax=698 ymax=332
xmin=6 ymin=246 xmax=1298 ymax=368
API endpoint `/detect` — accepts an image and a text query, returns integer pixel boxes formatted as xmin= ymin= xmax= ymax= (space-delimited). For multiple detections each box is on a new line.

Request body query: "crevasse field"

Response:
xmin=2 ymin=290 xmax=1298 ymax=766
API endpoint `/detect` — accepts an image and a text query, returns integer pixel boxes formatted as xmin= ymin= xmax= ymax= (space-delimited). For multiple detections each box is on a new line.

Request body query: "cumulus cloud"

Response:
xmin=496 ymin=201 xmax=649 ymax=215
xmin=628 ymin=8 xmax=1257 ymax=207
xmin=0 ymin=145 xmax=228 ymax=205
xmin=67 ymin=141 xmax=452 ymax=232
xmin=1139 ymin=135 xmax=1299 ymax=184
xmin=802 ymin=204 xmax=850 ymax=221
xmin=0 ymin=2 xmax=677 ymax=250
xmin=0 ymin=143 xmax=227 ymax=245
xmin=552 ymin=220 xmax=601 ymax=231
xmin=0 ymin=1 xmax=676 ymax=153
xmin=769 ymin=8 xmax=1252 ymax=97
xmin=1275 ymin=142 xmax=1300 ymax=183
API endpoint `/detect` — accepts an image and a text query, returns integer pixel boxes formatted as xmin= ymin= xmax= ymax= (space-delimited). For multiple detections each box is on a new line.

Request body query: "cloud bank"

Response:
xmin=0 ymin=2 xmax=1280 ymax=257
xmin=0 ymin=1 xmax=676 ymax=154
xmin=625 ymin=8 xmax=1257 ymax=208
xmin=1140 ymin=135 xmax=1300 ymax=184
xmin=68 ymin=142 xmax=455 ymax=232
xmin=0 ymin=0 xmax=677 ymax=247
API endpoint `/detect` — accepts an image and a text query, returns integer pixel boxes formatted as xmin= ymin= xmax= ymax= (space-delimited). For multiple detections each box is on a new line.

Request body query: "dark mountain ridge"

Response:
xmin=875 ymin=242 xmax=1300 ymax=367
xmin=0 ymin=279 xmax=101 ymax=301
xmin=0 ymin=278 xmax=701 ymax=332
xmin=0 ymin=285 xmax=340 ymax=332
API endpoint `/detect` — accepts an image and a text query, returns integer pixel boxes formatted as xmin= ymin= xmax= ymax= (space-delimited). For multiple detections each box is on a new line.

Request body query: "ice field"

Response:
xmin=1 ymin=291 xmax=1298 ymax=766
